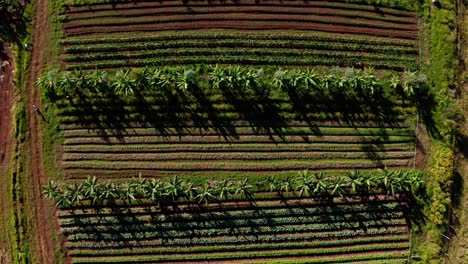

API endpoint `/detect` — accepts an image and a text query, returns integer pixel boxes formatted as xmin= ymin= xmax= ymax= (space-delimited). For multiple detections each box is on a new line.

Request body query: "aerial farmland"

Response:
xmin=0 ymin=0 xmax=465 ymax=264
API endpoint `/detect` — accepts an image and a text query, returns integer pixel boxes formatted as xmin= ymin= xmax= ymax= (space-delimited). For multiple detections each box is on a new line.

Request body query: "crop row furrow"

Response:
xmin=65 ymin=227 xmax=407 ymax=249
xmin=63 ymin=135 xmax=414 ymax=145
xmin=58 ymin=201 xmax=406 ymax=219
xmin=66 ymin=218 xmax=406 ymax=241
xmin=62 ymin=127 xmax=413 ymax=138
xmin=59 ymin=209 xmax=405 ymax=228
xmin=60 ymin=32 xmax=415 ymax=47
xmin=70 ymin=243 xmax=408 ymax=263
xmin=68 ymin=235 xmax=408 ymax=256
xmin=62 ymin=143 xmax=414 ymax=154
xmin=63 ymin=40 xmax=416 ymax=55
xmin=65 ymin=55 xmax=415 ymax=71
xmin=64 ymin=0 xmax=415 ymax=17
xmin=61 ymin=151 xmax=414 ymax=162
xmin=64 ymin=5 xmax=415 ymax=25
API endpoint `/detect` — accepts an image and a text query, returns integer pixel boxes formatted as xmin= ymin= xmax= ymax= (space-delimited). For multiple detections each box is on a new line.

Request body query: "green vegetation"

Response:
xmin=44 ymin=169 xmax=424 ymax=207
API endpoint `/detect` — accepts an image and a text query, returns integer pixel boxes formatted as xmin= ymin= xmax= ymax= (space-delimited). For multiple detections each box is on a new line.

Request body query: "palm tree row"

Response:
xmin=36 ymin=66 xmax=429 ymax=102
xmin=43 ymin=169 xmax=424 ymax=208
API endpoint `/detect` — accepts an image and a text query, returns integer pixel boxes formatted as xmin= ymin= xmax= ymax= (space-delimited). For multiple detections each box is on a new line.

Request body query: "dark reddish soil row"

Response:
xmin=64 ymin=13 xmax=416 ymax=31
xmin=65 ymin=0 xmax=416 ymax=18
xmin=0 ymin=46 xmax=13 ymax=166
xmin=64 ymin=20 xmax=418 ymax=39
xmin=65 ymin=5 xmax=416 ymax=24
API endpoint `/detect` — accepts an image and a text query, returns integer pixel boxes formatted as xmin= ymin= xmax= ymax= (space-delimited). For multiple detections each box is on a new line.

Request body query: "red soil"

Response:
xmin=0 ymin=46 xmax=13 ymax=167
xmin=26 ymin=0 xmax=57 ymax=262
xmin=65 ymin=0 xmax=416 ymax=18
xmin=64 ymin=20 xmax=418 ymax=39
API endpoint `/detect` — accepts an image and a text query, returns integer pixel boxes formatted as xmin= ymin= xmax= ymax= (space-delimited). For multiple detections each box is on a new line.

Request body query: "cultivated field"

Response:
xmin=38 ymin=0 xmax=425 ymax=263
xmin=59 ymin=0 xmax=419 ymax=70
xmin=58 ymin=194 xmax=411 ymax=264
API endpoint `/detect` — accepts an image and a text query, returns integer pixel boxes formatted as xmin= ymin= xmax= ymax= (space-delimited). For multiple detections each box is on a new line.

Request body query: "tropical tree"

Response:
xmin=43 ymin=181 xmax=61 ymax=200
xmin=235 ymin=178 xmax=254 ymax=199
xmin=216 ymin=179 xmax=235 ymax=200
xmin=88 ymin=69 xmax=109 ymax=94
xmin=146 ymin=179 xmax=164 ymax=203
xmin=347 ymin=170 xmax=364 ymax=193
xmin=164 ymin=176 xmax=185 ymax=202
xmin=112 ymin=69 xmax=135 ymax=96
xmin=330 ymin=177 xmax=347 ymax=196
xmin=82 ymin=176 xmax=101 ymax=205
xmin=176 ymin=69 xmax=198 ymax=93
xmin=196 ymin=183 xmax=215 ymax=205
xmin=296 ymin=170 xmax=313 ymax=197
xmin=279 ymin=176 xmax=293 ymax=193
xmin=311 ymin=172 xmax=330 ymax=195
xmin=37 ymin=70 xmax=60 ymax=96
xmin=66 ymin=182 xmax=85 ymax=206
xmin=262 ymin=175 xmax=278 ymax=193
xmin=98 ymin=182 xmax=118 ymax=201
xmin=119 ymin=182 xmax=137 ymax=204
xmin=209 ymin=64 xmax=227 ymax=90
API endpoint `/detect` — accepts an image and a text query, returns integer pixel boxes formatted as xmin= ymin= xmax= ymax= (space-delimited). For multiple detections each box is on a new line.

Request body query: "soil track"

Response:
xmin=27 ymin=0 xmax=55 ymax=262
xmin=0 ymin=46 xmax=13 ymax=166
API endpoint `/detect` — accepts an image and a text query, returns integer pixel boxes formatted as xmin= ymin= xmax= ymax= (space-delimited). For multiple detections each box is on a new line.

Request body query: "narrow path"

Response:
xmin=26 ymin=0 xmax=54 ymax=262
xmin=0 ymin=45 xmax=14 ymax=264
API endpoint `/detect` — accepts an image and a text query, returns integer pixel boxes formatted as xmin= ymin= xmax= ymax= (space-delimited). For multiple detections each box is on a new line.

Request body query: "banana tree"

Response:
xmin=113 ymin=69 xmax=135 ymax=96
xmin=235 ymin=178 xmax=254 ymax=199
xmin=43 ymin=181 xmax=61 ymax=200
xmin=196 ymin=183 xmax=215 ymax=205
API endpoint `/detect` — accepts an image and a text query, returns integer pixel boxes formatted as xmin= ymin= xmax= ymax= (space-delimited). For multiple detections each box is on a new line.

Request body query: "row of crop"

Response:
xmin=56 ymin=115 xmax=410 ymax=129
xmin=63 ymin=49 xmax=416 ymax=67
xmin=60 ymin=204 xmax=408 ymax=228
xmin=56 ymin=195 xmax=405 ymax=217
xmin=64 ymin=54 xmax=414 ymax=71
xmin=62 ymin=1 xmax=416 ymax=20
xmin=62 ymin=0 xmax=416 ymax=13
xmin=55 ymin=109 xmax=410 ymax=124
xmin=61 ymin=159 xmax=412 ymax=172
xmin=58 ymin=200 xmax=406 ymax=219
xmin=39 ymin=66 xmax=425 ymax=100
xmin=64 ymin=7 xmax=415 ymax=28
xmin=59 ymin=209 xmax=405 ymax=229
xmin=54 ymin=103 xmax=410 ymax=119
xmin=68 ymin=235 xmax=408 ymax=256
xmin=62 ymin=143 xmax=414 ymax=154
xmin=62 ymin=11 xmax=416 ymax=30
xmin=62 ymin=135 xmax=414 ymax=145
xmin=53 ymin=97 xmax=410 ymax=113
xmin=65 ymin=227 xmax=407 ymax=249
xmin=70 ymin=243 xmax=408 ymax=263
xmin=61 ymin=213 xmax=406 ymax=237
xmin=66 ymin=219 xmax=406 ymax=240
xmin=63 ymin=39 xmax=416 ymax=56
xmin=61 ymin=126 xmax=413 ymax=138
xmin=58 ymin=120 xmax=410 ymax=131
xmin=63 ymin=49 xmax=416 ymax=66
xmin=68 ymin=240 xmax=408 ymax=257
xmin=60 ymin=32 xmax=415 ymax=47
xmin=61 ymin=151 xmax=414 ymax=162
xmin=45 ymin=169 xmax=423 ymax=207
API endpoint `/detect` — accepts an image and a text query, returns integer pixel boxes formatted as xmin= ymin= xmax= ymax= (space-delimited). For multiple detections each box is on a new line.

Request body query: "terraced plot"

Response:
xmin=58 ymin=194 xmax=411 ymax=264
xmin=60 ymin=0 xmax=419 ymax=70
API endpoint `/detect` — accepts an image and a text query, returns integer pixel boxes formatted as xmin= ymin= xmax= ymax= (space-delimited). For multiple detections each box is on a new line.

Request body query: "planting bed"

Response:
xmin=55 ymin=92 xmax=416 ymax=179
xmin=57 ymin=195 xmax=411 ymax=263
xmin=60 ymin=0 xmax=419 ymax=70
